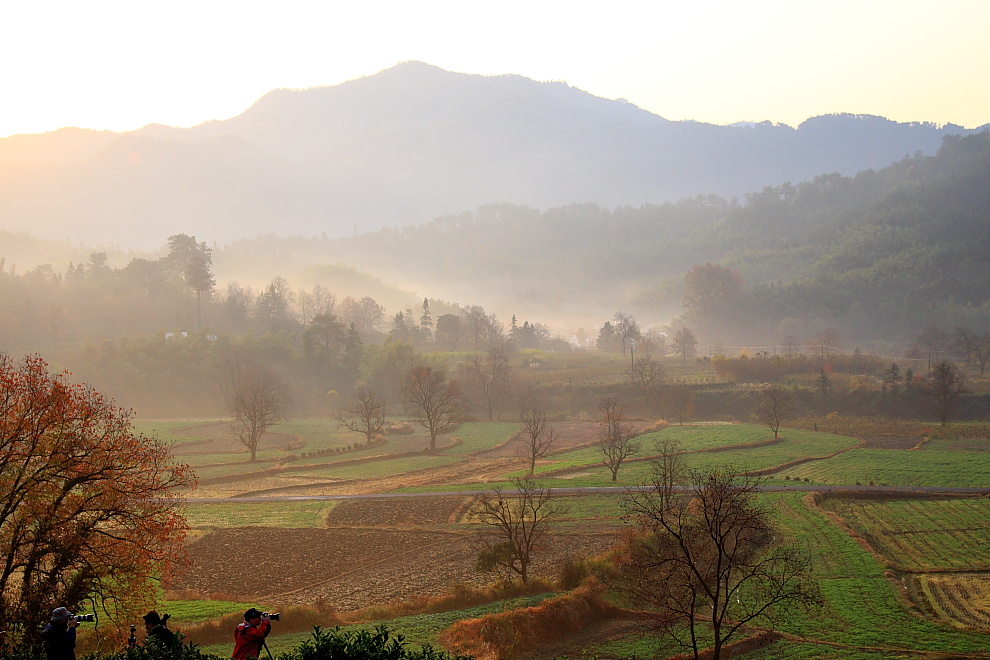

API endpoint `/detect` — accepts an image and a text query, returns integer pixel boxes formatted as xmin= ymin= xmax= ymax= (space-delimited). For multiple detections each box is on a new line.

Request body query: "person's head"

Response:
xmin=50 ymin=607 xmax=72 ymax=624
xmin=143 ymin=611 xmax=162 ymax=630
xmin=244 ymin=608 xmax=263 ymax=625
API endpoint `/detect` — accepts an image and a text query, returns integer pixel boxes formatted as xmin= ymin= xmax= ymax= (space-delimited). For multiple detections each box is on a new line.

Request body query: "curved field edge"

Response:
xmin=771 ymin=492 xmax=990 ymax=654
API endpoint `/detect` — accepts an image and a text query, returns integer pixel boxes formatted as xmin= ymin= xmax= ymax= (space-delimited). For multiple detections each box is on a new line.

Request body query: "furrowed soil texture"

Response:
xmin=175 ymin=495 xmax=620 ymax=610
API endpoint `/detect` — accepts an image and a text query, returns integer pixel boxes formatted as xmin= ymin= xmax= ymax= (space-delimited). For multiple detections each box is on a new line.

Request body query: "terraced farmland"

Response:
xmin=823 ymin=497 xmax=990 ymax=571
xmin=776 ymin=446 xmax=990 ymax=487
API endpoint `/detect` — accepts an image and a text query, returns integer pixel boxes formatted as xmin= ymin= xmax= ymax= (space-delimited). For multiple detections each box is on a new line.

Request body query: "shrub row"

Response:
xmin=297 ymin=436 xmax=387 ymax=459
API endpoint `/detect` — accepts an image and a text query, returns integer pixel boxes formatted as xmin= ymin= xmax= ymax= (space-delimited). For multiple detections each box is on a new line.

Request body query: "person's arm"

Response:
xmin=239 ymin=621 xmax=270 ymax=642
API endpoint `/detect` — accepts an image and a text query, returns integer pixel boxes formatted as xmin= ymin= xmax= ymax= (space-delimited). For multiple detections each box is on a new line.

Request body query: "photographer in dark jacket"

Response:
xmin=40 ymin=607 xmax=77 ymax=660
xmin=143 ymin=611 xmax=179 ymax=650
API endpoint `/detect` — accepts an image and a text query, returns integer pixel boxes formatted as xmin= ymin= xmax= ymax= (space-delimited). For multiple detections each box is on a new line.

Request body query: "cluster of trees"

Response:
xmin=679 ymin=134 xmax=990 ymax=343
xmin=1 ymin=236 xmax=577 ymax=417
xmin=594 ymin=311 xmax=698 ymax=364
xmin=0 ymin=230 xmax=575 ymax=364
xmin=0 ymin=235 xmax=215 ymax=351
xmin=210 ymin=131 xmax=990 ymax=348
xmin=711 ymin=351 xmax=883 ymax=383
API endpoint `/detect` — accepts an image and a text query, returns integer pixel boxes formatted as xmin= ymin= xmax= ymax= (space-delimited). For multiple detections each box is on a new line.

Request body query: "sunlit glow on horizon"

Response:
xmin=1 ymin=0 xmax=988 ymax=139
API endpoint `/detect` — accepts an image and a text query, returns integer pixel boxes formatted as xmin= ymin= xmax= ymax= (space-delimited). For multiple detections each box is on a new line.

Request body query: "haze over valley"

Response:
xmin=2 ymin=63 xmax=988 ymax=359
xmin=4 ymin=3 xmax=990 ymax=657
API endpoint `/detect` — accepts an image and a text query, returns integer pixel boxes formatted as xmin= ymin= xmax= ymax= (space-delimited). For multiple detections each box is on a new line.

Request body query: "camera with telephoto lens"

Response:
xmin=263 ymin=612 xmax=280 ymax=621
xmin=73 ymin=614 xmax=95 ymax=623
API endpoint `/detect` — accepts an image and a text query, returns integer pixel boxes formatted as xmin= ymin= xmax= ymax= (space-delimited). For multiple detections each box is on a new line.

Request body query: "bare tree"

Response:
xmin=926 ymin=360 xmax=967 ymax=426
xmin=613 ymin=311 xmax=641 ymax=356
xmin=597 ymin=396 xmax=638 ymax=481
xmin=218 ymin=352 xmax=290 ymax=462
xmin=757 ymin=384 xmax=793 ymax=439
xmin=340 ymin=295 xmax=386 ymax=331
xmin=956 ymin=328 xmax=990 ymax=375
xmin=474 ymin=478 xmax=564 ymax=584
xmin=519 ymin=406 xmax=557 ymax=476
xmin=917 ymin=326 xmax=950 ymax=364
xmin=621 ymin=454 xmax=821 ymax=660
xmin=336 ymin=384 xmax=388 ymax=444
xmin=403 ymin=365 xmax=463 ymax=452
xmin=461 ymin=343 xmax=514 ymax=421
xmin=638 ymin=328 xmax=667 ymax=358
xmin=648 ymin=438 xmax=688 ymax=498
xmin=630 ymin=356 xmax=665 ymax=412
xmin=299 ymin=284 xmax=337 ymax=324
xmin=665 ymin=383 xmax=695 ymax=425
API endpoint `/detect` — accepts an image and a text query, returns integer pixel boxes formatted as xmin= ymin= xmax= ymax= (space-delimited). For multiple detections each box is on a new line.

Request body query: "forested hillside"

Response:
xmin=2 ymin=132 xmax=988 ymax=362
xmin=277 ymin=130 xmax=989 ymax=346
xmin=709 ymin=132 xmax=990 ymax=343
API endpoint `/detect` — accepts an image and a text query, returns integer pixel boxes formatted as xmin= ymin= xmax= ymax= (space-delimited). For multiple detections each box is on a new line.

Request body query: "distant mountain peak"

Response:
xmin=0 ymin=62 xmax=982 ymax=250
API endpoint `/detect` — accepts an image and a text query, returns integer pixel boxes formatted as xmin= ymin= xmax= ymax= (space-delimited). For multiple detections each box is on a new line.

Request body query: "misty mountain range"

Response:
xmin=0 ymin=61 xmax=984 ymax=249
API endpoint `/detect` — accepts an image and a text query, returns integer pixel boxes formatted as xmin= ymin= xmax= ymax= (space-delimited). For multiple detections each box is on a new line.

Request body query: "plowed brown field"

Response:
xmin=175 ymin=495 xmax=622 ymax=610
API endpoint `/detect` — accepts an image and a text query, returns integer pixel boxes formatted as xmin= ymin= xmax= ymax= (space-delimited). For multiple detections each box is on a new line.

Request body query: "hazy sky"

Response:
xmin=2 ymin=0 xmax=988 ymax=138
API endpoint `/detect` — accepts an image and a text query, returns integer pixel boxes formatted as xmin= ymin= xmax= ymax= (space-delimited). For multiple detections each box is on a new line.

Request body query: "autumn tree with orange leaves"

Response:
xmin=0 ymin=354 xmax=194 ymax=644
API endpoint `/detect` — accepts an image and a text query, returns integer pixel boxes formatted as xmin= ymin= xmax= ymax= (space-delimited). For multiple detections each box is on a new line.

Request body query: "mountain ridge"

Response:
xmin=0 ymin=62 xmax=985 ymax=249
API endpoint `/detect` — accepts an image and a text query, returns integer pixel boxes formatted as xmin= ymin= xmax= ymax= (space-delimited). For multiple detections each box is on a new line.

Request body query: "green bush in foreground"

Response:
xmin=4 ymin=626 xmax=473 ymax=660
xmin=278 ymin=626 xmax=472 ymax=660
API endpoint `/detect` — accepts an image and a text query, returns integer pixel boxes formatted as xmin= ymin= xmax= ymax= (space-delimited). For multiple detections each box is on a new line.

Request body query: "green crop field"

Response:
xmin=511 ymin=425 xmax=858 ymax=488
xmin=746 ymin=642 xmax=911 ymax=659
xmin=444 ymin=422 xmax=520 ymax=454
xmin=291 ymin=453 xmax=464 ymax=480
xmin=776 ymin=447 xmax=990 ymax=487
xmin=163 ymin=598 xmax=256 ymax=624
xmin=133 ymin=419 xmax=227 ymax=445
xmin=271 ymin=418 xmax=354 ymax=451
xmin=531 ymin=423 xmax=790 ymax=475
xmin=822 ymin=497 xmax=990 ymax=571
xmin=551 ymin=493 xmax=626 ymax=523
xmin=764 ymin=493 xmax=990 ymax=655
xmin=183 ymin=453 xmax=294 ymax=478
xmin=150 ymin=416 xmax=990 ymax=658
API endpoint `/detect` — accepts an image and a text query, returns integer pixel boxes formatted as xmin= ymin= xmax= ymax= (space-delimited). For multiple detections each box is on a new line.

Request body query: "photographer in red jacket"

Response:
xmin=232 ymin=608 xmax=272 ymax=660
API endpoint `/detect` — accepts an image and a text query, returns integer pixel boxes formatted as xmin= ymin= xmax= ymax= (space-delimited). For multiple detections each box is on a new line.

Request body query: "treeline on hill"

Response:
xmin=6 ymin=133 xmax=989 ymax=353
xmin=230 ymin=130 xmax=990 ymax=346
xmin=0 ymin=236 xmax=574 ymax=415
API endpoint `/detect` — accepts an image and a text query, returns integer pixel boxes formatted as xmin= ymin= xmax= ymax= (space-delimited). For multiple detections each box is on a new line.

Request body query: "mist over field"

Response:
xmin=2 ymin=62 xmax=989 ymax=359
